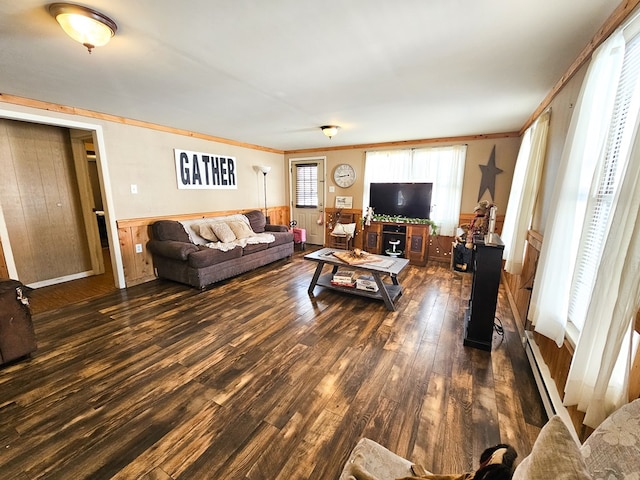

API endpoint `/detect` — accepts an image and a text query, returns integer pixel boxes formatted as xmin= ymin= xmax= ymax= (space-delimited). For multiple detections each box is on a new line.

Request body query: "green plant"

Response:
xmin=371 ymin=214 xmax=439 ymax=236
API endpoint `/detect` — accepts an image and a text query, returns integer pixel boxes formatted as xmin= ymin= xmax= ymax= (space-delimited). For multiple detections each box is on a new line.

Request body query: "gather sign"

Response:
xmin=174 ymin=149 xmax=238 ymax=190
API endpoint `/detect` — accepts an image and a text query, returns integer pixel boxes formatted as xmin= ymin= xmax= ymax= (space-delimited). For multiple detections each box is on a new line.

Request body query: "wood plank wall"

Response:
xmin=503 ymin=229 xmax=640 ymax=439
xmin=117 ymin=206 xmax=290 ymax=287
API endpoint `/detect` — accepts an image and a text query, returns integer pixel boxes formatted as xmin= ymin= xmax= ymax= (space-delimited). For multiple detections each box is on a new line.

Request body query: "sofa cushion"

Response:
xmin=269 ymin=231 xmax=295 ymax=247
xmin=187 ymin=245 xmax=242 ymax=268
xmin=265 ymin=224 xmax=289 ymax=233
xmin=153 ymin=220 xmax=192 ymax=243
xmin=513 ymin=416 xmax=591 ymax=480
xmin=227 ymin=220 xmax=255 ymax=239
xmin=245 ymin=210 xmax=266 ymax=233
xmin=581 ymin=398 xmax=640 ymax=480
xmin=242 ymin=243 xmax=268 ymax=255
xmin=210 ymin=222 xmax=236 ymax=243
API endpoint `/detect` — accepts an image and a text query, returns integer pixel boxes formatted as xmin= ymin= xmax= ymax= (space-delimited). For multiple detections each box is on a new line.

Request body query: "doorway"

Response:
xmin=0 ymin=117 xmax=121 ymax=290
xmin=290 ymin=157 xmax=325 ymax=246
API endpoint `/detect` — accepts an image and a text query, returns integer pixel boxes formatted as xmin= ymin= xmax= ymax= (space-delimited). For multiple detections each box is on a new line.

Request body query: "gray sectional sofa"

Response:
xmin=148 ymin=210 xmax=294 ymax=289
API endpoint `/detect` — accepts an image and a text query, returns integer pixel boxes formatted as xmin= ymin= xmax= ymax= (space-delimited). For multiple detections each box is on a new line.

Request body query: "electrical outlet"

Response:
xmin=135 ymin=243 xmax=143 ymax=253
xmin=131 ymin=184 xmax=138 ymax=194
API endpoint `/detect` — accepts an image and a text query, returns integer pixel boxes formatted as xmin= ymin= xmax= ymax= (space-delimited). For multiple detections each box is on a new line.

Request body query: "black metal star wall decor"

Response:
xmin=478 ymin=145 xmax=503 ymax=201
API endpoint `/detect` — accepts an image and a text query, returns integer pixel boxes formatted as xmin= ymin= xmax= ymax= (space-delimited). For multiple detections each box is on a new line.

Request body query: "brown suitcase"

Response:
xmin=0 ymin=279 xmax=37 ymax=364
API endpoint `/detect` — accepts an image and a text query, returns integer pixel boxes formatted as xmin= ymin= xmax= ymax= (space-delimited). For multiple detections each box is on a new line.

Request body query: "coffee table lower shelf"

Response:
xmin=312 ymin=273 xmax=403 ymax=309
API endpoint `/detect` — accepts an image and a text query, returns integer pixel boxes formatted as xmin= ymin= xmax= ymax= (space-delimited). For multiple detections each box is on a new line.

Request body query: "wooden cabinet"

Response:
xmin=363 ymin=221 xmax=429 ymax=266
xmin=363 ymin=222 xmax=382 ymax=253
xmin=407 ymin=225 xmax=429 ymax=266
xmin=463 ymin=234 xmax=505 ymax=351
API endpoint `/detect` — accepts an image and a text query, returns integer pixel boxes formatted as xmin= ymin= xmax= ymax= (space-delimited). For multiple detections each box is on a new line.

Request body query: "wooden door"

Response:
xmin=290 ymin=158 xmax=325 ymax=246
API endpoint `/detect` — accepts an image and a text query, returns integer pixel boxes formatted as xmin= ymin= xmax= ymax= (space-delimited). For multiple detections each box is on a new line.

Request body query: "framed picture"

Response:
xmin=335 ymin=196 xmax=353 ymax=208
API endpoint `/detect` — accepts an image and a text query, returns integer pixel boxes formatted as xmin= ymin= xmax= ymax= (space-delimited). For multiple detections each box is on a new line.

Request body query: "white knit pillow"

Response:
xmin=210 ymin=222 xmax=236 ymax=243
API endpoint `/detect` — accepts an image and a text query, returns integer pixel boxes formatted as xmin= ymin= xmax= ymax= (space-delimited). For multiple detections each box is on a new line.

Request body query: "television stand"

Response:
xmin=363 ymin=220 xmax=430 ymax=266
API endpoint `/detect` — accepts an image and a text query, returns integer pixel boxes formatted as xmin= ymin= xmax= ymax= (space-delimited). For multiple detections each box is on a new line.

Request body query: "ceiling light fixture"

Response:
xmin=49 ymin=3 xmax=117 ymax=53
xmin=320 ymin=125 xmax=339 ymax=139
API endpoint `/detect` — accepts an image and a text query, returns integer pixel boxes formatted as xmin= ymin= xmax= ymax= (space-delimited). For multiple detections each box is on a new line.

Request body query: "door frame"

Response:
xmin=289 ymin=156 xmax=326 ymax=246
xmin=0 ymin=108 xmax=126 ymax=288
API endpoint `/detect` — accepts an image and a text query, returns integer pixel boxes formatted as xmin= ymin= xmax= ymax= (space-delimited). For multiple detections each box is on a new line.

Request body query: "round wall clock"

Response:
xmin=333 ymin=163 xmax=356 ymax=188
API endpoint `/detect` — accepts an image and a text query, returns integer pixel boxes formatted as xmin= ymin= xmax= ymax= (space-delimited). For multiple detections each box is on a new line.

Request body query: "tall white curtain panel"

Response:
xmin=529 ymin=31 xmax=626 ymax=347
xmin=501 ymin=110 xmax=550 ymax=275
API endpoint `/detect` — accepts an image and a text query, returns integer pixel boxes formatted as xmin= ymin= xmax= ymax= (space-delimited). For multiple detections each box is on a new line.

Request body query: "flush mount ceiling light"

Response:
xmin=49 ymin=3 xmax=117 ymax=53
xmin=320 ymin=125 xmax=339 ymax=139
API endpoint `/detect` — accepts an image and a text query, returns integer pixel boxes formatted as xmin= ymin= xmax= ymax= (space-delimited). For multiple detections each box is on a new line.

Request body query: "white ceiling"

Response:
xmin=0 ymin=1 xmax=620 ymax=151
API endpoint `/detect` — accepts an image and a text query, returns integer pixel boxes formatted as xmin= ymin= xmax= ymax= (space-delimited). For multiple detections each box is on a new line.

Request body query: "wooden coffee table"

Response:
xmin=304 ymin=248 xmax=410 ymax=311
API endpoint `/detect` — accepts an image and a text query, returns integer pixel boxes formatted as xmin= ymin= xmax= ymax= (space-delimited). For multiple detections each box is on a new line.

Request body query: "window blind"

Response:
xmin=295 ymin=163 xmax=318 ymax=208
xmin=568 ymin=34 xmax=640 ymax=331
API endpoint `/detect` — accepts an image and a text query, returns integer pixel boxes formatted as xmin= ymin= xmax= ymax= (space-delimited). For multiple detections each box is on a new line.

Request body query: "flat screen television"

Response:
xmin=369 ymin=182 xmax=433 ymax=219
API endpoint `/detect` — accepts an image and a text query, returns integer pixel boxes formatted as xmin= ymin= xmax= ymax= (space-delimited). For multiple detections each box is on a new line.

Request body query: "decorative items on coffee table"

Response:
xmin=331 ymin=248 xmax=378 ymax=265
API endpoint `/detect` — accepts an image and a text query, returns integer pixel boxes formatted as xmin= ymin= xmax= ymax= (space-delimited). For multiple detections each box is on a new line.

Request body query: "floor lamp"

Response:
xmin=260 ymin=166 xmax=271 ymax=223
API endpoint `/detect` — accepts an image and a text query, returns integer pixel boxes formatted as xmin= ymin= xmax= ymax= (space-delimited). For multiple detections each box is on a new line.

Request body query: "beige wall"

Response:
xmin=532 ymin=63 xmax=588 ymax=233
xmin=99 ymin=122 xmax=284 ymax=219
xmin=0 ymin=103 xmax=285 ymax=222
xmin=286 ymin=136 xmax=521 ymax=217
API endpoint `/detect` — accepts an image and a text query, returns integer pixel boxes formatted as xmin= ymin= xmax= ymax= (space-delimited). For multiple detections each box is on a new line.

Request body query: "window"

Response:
xmin=529 ymin=20 xmax=640 ymax=426
xmin=295 ymin=163 xmax=318 ymax=208
xmin=568 ymin=33 xmax=640 ymax=333
xmin=363 ymin=145 xmax=466 ymax=236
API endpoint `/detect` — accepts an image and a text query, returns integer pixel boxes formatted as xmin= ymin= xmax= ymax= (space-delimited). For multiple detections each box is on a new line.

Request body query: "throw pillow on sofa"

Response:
xmin=580 ymin=398 xmax=640 ymax=479
xmin=192 ymin=223 xmax=219 ymax=243
xmin=512 ymin=415 xmax=591 ymax=480
xmin=227 ymin=220 xmax=255 ymax=239
xmin=209 ymin=222 xmax=236 ymax=243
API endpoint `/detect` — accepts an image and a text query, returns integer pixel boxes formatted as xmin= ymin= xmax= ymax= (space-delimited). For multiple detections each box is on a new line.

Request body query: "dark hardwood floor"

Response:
xmin=28 ymin=248 xmax=117 ymax=315
xmin=0 ymin=249 xmax=546 ymax=479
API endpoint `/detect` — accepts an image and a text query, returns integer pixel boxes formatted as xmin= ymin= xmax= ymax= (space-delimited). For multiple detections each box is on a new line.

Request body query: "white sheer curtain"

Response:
xmin=563 ymin=33 xmax=640 ymax=427
xmin=413 ymin=145 xmax=466 ymax=236
xmin=529 ymin=32 xmax=626 ymax=346
xmin=501 ymin=110 xmax=550 ymax=275
xmin=363 ymin=149 xmax=413 ymax=215
xmin=565 ymin=140 xmax=640 ymax=425
xmin=363 ymin=145 xmax=466 ymax=236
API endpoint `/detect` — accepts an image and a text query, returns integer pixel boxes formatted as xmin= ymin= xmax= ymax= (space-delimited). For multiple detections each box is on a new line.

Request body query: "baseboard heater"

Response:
xmin=523 ymin=331 xmax=579 ymax=441
xmin=523 ymin=331 xmax=556 ymax=418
